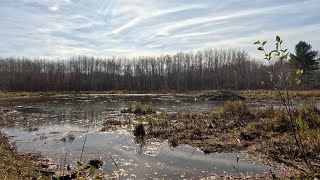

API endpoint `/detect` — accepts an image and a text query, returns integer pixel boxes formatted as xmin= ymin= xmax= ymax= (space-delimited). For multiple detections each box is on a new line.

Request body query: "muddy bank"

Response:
xmin=104 ymin=101 xmax=320 ymax=178
xmin=0 ymin=109 xmax=106 ymax=180
xmin=0 ymin=130 xmax=109 ymax=179
xmin=0 ymin=132 xmax=46 ymax=179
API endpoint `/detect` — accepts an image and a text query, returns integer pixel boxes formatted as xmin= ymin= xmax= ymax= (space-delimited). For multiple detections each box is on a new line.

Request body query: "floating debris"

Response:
xmin=89 ymin=159 xmax=103 ymax=168
xmin=60 ymin=133 xmax=75 ymax=142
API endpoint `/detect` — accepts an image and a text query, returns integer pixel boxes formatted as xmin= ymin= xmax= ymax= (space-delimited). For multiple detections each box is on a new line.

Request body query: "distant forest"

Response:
xmin=0 ymin=49 xmax=319 ymax=91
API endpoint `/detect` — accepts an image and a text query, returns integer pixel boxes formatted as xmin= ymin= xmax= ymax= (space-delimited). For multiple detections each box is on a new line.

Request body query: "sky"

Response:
xmin=1 ymin=0 xmax=320 ymax=60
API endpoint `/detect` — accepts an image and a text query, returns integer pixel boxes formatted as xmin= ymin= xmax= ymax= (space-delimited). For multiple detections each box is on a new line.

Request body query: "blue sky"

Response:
xmin=1 ymin=0 xmax=320 ymax=59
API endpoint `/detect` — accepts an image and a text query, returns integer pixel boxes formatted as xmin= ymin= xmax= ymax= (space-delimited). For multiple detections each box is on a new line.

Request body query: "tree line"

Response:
xmin=0 ymin=47 xmax=319 ymax=92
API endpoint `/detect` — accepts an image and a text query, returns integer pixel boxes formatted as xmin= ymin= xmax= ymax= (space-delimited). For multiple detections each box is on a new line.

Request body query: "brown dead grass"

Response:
xmin=102 ymin=100 xmax=320 ymax=177
xmin=0 ymin=132 xmax=46 ymax=179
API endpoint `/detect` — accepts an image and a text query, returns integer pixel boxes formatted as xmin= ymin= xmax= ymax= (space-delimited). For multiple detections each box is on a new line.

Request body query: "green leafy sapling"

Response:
xmin=254 ymin=36 xmax=314 ymax=174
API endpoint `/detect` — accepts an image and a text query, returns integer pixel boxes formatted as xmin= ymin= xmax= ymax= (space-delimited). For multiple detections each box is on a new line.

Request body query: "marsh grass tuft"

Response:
xmin=101 ymin=119 xmax=122 ymax=131
xmin=121 ymin=102 xmax=156 ymax=115
xmin=244 ymin=103 xmax=320 ymax=134
xmin=222 ymin=101 xmax=251 ymax=118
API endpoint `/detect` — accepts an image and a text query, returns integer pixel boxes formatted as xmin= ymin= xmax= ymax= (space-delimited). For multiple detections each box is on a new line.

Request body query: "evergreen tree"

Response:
xmin=289 ymin=41 xmax=319 ymax=75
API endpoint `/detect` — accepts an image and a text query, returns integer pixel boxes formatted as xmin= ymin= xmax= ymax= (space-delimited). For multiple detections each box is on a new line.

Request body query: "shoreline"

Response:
xmin=1 ymin=89 xmax=320 ymax=100
xmin=0 ymin=132 xmax=46 ymax=179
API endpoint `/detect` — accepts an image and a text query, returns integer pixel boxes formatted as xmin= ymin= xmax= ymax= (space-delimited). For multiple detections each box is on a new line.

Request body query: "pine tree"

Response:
xmin=289 ymin=41 xmax=319 ymax=76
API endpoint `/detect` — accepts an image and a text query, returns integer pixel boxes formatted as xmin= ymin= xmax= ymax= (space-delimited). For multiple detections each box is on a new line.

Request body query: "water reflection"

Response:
xmin=134 ymin=136 xmax=146 ymax=156
xmin=0 ymin=94 xmax=271 ymax=178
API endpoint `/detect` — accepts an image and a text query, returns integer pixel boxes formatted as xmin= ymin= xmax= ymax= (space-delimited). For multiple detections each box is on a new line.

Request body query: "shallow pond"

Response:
xmin=0 ymin=94 xmax=275 ymax=178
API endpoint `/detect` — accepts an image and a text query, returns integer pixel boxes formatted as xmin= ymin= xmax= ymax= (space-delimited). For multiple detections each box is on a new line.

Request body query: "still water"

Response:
xmin=0 ymin=94 xmax=269 ymax=179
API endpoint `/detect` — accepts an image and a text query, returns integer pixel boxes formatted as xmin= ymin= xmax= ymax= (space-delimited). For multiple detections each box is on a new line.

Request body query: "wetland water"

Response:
xmin=0 ymin=94 xmax=271 ymax=178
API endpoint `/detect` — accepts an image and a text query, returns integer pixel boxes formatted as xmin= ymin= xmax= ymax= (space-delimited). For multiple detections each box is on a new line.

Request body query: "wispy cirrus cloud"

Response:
xmin=112 ymin=4 xmax=205 ymax=34
xmin=21 ymin=0 xmax=72 ymax=11
xmin=0 ymin=0 xmax=319 ymax=59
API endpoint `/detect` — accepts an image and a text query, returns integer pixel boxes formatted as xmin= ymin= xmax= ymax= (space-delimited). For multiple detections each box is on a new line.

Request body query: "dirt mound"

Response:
xmin=198 ymin=90 xmax=246 ymax=101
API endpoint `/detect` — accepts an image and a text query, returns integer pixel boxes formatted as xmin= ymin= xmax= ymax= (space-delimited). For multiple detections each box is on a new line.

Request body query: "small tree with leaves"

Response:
xmin=254 ymin=36 xmax=315 ymax=175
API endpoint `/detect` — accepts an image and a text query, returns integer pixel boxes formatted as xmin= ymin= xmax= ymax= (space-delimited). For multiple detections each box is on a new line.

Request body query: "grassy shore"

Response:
xmin=238 ymin=90 xmax=320 ymax=100
xmin=0 ymin=133 xmax=45 ymax=179
xmin=0 ymin=91 xmax=58 ymax=99
xmin=1 ymin=89 xmax=320 ymax=100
